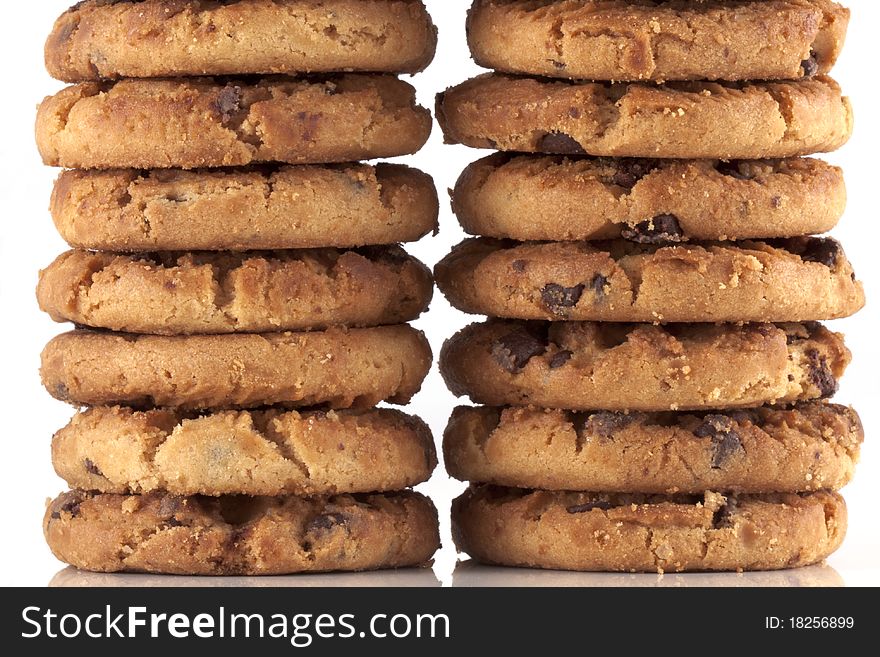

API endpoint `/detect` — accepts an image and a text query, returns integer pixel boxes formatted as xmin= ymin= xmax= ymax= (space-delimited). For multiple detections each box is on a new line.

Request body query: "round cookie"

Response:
xmin=38 ymin=247 xmax=434 ymax=335
xmin=51 ymin=164 xmax=439 ymax=251
xmin=440 ymin=320 xmax=850 ymax=412
xmin=452 ymin=486 xmax=846 ymax=573
xmin=436 ymin=74 xmax=852 ymax=159
xmin=54 ymin=406 xmax=436 ymax=497
xmin=37 ymin=75 xmax=432 ymax=169
xmin=435 ymin=237 xmax=864 ymax=323
xmin=42 ymin=326 xmax=432 ymax=410
xmin=467 ymin=0 xmax=849 ymax=82
xmin=45 ymin=490 xmax=440 ymax=575
xmin=46 ymin=0 xmax=438 ymax=82
xmin=453 ymin=154 xmax=846 ymax=242
xmin=444 ymin=403 xmax=862 ymax=494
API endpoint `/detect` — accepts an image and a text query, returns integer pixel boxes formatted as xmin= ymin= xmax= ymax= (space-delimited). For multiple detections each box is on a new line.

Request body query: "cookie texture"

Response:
xmin=437 ymin=74 xmax=852 ymax=159
xmin=37 ymin=76 xmax=432 ymax=169
xmin=38 ymin=247 xmax=434 ymax=334
xmin=54 ymin=406 xmax=436 ymax=496
xmin=467 ymin=0 xmax=849 ymax=82
xmin=453 ymin=154 xmax=846 ymax=242
xmin=51 ymin=164 xmax=439 ymax=251
xmin=435 ymin=237 xmax=863 ymax=323
xmin=42 ymin=327 xmax=432 ymax=410
xmin=46 ymin=0 xmax=438 ymax=81
xmin=440 ymin=320 xmax=850 ymax=412
xmin=444 ymin=403 xmax=862 ymax=494
xmin=453 ymin=486 xmax=846 ymax=572
xmin=45 ymin=490 xmax=440 ymax=575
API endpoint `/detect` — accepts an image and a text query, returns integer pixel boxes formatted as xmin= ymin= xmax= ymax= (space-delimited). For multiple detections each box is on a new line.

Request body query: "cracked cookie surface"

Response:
xmin=46 ymin=0 xmax=438 ymax=82
xmin=37 ymin=75 xmax=432 ymax=169
xmin=437 ymin=74 xmax=852 ymax=159
xmin=54 ymin=406 xmax=436 ymax=496
xmin=51 ymin=164 xmax=439 ymax=251
xmin=38 ymin=247 xmax=434 ymax=334
xmin=440 ymin=320 xmax=850 ymax=411
xmin=453 ymin=486 xmax=846 ymax=572
xmin=444 ymin=403 xmax=862 ymax=494
xmin=435 ymin=237 xmax=864 ymax=323
xmin=45 ymin=490 xmax=440 ymax=575
xmin=453 ymin=154 xmax=846 ymax=242
xmin=467 ymin=0 xmax=849 ymax=82
xmin=42 ymin=326 xmax=432 ymax=410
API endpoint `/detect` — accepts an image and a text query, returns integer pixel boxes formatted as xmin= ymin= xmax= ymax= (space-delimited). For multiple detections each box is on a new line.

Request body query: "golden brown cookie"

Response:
xmin=444 ymin=403 xmax=862 ymax=494
xmin=37 ymin=76 xmax=432 ymax=169
xmin=45 ymin=490 xmax=440 ymax=575
xmin=453 ymin=486 xmax=846 ymax=573
xmin=46 ymin=0 xmax=438 ymax=81
xmin=53 ymin=406 xmax=437 ymax=497
xmin=42 ymin=326 xmax=432 ymax=410
xmin=467 ymin=0 xmax=849 ymax=82
xmin=453 ymin=154 xmax=846 ymax=242
xmin=436 ymin=74 xmax=852 ymax=159
xmin=51 ymin=164 xmax=439 ymax=251
xmin=38 ymin=247 xmax=433 ymax=334
xmin=435 ymin=237 xmax=864 ymax=323
xmin=440 ymin=320 xmax=850 ymax=412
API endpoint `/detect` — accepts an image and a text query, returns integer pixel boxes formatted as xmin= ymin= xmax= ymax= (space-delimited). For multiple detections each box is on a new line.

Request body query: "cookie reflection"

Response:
xmin=452 ymin=560 xmax=845 ymax=587
xmin=51 ymin=566 xmax=440 ymax=588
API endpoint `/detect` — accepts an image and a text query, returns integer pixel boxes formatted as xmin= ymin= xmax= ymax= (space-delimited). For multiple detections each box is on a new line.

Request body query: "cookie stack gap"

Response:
xmin=37 ymin=0 xmax=441 ymax=576
xmin=437 ymin=0 xmax=863 ymax=573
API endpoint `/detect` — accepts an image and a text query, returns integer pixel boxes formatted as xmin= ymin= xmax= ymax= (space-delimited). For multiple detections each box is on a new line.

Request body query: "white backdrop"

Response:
xmin=0 ymin=1 xmax=876 ymax=587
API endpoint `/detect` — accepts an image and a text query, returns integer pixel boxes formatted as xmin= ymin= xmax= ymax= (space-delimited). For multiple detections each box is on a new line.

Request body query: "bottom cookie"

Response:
xmin=45 ymin=490 xmax=439 ymax=575
xmin=453 ymin=486 xmax=845 ymax=573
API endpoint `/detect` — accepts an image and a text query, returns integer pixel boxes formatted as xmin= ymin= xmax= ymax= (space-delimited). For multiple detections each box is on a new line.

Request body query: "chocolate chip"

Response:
xmin=727 ymin=410 xmax=759 ymax=426
xmin=591 ymin=274 xmax=608 ymax=300
xmin=511 ymin=259 xmax=527 ymax=273
xmin=567 ymin=500 xmax=614 ymax=514
xmin=610 ymin=159 xmax=656 ymax=189
xmin=568 ymin=107 xmax=581 ymax=119
xmin=621 ymin=214 xmax=684 ymax=244
xmin=50 ymin=494 xmax=84 ymax=520
xmin=578 ymin=412 xmax=638 ymax=439
xmin=215 ymin=85 xmax=243 ymax=124
xmin=715 ymin=160 xmax=754 ymax=180
xmin=157 ymin=495 xmax=184 ymax=520
xmin=694 ymin=415 xmax=744 ymax=469
xmin=801 ymin=52 xmax=819 ymax=78
xmin=83 ymin=459 xmax=103 ymax=477
xmin=549 ymin=350 xmax=573 ymax=369
xmin=711 ymin=498 xmax=738 ymax=529
xmin=538 ymin=132 xmax=585 ymax=154
xmin=491 ymin=328 xmax=548 ymax=373
xmin=806 ymin=349 xmax=838 ymax=398
xmin=54 ymin=383 xmax=70 ymax=401
xmin=800 ymin=238 xmax=840 ymax=269
xmin=306 ymin=512 xmax=348 ymax=534
xmin=541 ymin=283 xmax=585 ymax=315
xmin=551 ymin=60 xmax=566 ymax=70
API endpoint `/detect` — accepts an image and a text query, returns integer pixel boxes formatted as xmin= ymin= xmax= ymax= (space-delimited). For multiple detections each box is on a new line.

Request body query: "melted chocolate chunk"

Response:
xmin=711 ymin=498 xmax=738 ymax=529
xmin=306 ymin=512 xmax=349 ymax=534
xmin=806 ymin=349 xmax=838 ymax=398
xmin=215 ymin=85 xmax=243 ymax=124
xmin=800 ymin=238 xmax=840 ymax=269
xmin=83 ymin=459 xmax=103 ymax=477
xmin=541 ymin=283 xmax=585 ymax=315
xmin=50 ymin=494 xmax=84 ymax=520
xmin=578 ymin=412 xmax=638 ymax=439
xmin=801 ymin=52 xmax=819 ymax=78
xmin=609 ymin=159 xmax=656 ymax=189
xmin=491 ymin=328 xmax=548 ymax=373
xmin=549 ymin=350 xmax=573 ymax=369
xmin=567 ymin=500 xmax=614 ymax=514
xmin=621 ymin=214 xmax=684 ymax=244
xmin=538 ymin=132 xmax=586 ymax=154
xmin=590 ymin=274 xmax=608 ymax=300
xmin=694 ymin=415 xmax=744 ymax=469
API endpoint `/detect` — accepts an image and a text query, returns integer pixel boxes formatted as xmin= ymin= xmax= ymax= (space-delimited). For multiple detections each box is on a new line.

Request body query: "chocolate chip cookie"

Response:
xmin=467 ymin=0 xmax=849 ymax=82
xmin=453 ymin=486 xmax=846 ymax=573
xmin=51 ymin=164 xmax=439 ymax=251
xmin=38 ymin=247 xmax=433 ymax=334
xmin=47 ymin=0 xmax=438 ymax=82
xmin=42 ymin=326 xmax=432 ymax=410
xmin=440 ymin=320 xmax=849 ymax=411
xmin=453 ymin=154 xmax=846 ymax=242
xmin=37 ymin=76 xmax=432 ymax=169
xmin=45 ymin=490 xmax=440 ymax=575
xmin=437 ymin=74 xmax=852 ymax=159
xmin=435 ymin=237 xmax=864 ymax=323
xmin=54 ymin=406 xmax=436 ymax=496
xmin=444 ymin=403 xmax=862 ymax=494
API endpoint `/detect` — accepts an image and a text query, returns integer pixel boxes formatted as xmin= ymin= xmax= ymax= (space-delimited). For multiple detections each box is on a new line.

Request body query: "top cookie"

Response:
xmin=467 ymin=0 xmax=849 ymax=82
xmin=46 ymin=0 xmax=438 ymax=81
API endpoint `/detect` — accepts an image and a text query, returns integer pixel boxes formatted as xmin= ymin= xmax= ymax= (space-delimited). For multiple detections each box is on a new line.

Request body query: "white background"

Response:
xmin=0 ymin=1 xmax=876 ymax=587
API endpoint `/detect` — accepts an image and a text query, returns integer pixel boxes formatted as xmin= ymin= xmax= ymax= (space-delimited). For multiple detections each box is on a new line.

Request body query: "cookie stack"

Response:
xmin=36 ymin=0 xmax=441 ymax=576
xmin=437 ymin=0 xmax=864 ymax=572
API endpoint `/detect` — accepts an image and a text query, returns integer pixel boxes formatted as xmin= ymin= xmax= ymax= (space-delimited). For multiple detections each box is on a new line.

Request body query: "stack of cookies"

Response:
xmin=35 ymin=0 xmax=441 ymax=576
xmin=436 ymin=0 xmax=865 ymax=572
